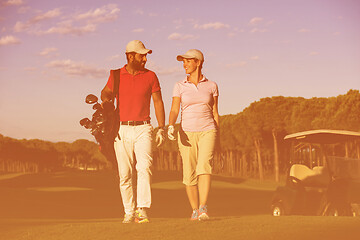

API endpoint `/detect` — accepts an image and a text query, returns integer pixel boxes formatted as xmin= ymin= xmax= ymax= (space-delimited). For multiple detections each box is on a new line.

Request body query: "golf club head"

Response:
xmin=85 ymin=94 xmax=98 ymax=104
xmin=87 ymin=121 xmax=96 ymax=129
xmin=79 ymin=118 xmax=90 ymax=126
xmin=93 ymin=103 xmax=102 ymax=110
xmin=94 ymin=116 xmax=105 ymax=125
xmin=92 ymin=110 xmax=103 ymax=120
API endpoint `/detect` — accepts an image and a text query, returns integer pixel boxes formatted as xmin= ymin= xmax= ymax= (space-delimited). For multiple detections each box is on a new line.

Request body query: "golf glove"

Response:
xmin=156 ymin=128 xmax=165 ymax=147
xmin=168 ymin=125 xmax=176 ymax=141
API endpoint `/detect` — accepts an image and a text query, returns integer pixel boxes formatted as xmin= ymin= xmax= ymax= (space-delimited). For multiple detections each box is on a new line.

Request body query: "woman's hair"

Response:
xmin=195 ymin=59 xmax=204 ymax=71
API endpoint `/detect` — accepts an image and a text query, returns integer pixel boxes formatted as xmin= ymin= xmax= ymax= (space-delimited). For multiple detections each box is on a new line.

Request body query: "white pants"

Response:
xmin=114 ymin=124 xmax=153 ymax=215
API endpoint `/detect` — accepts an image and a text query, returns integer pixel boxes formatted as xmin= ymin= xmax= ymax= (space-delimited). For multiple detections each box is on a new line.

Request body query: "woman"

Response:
xmin=168 ymin=49 xmax=219 ymax=221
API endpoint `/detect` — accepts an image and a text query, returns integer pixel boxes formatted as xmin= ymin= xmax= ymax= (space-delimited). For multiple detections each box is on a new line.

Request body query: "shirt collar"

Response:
xmin=121 ymin=64 xmax=147 ymax=75
xmin=182 ymin=75 xmax=208 ymax=83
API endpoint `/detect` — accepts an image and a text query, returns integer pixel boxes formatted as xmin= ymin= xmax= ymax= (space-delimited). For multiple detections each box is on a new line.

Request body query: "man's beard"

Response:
xmin=133 ymin=59 xmax=145 ymax=70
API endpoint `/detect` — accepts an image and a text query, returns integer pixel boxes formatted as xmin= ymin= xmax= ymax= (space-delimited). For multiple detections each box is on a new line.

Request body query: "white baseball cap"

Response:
xmin=177 ymin=49 xmax=204 ymax=62
xmin=125 ymin=40 xmax=152 ymax=54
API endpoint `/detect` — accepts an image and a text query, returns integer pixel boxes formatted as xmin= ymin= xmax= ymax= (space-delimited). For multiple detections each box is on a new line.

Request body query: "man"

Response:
xmin=101 ymin=40 xmax=165 ymax=223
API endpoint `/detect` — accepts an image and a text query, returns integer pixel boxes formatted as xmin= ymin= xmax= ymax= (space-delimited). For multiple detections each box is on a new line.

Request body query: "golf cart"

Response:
xmin=271 ymin=129 xmax=360 ymax=216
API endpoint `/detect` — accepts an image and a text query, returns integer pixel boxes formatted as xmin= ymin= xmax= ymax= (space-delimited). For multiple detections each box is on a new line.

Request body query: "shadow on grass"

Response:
xmin=0 ymin=170 xmax=274 ymax=220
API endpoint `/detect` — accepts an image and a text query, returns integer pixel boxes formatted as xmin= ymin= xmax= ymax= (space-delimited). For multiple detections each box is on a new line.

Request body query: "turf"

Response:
xmin=1 ymin=170 xmax=360 ymax=240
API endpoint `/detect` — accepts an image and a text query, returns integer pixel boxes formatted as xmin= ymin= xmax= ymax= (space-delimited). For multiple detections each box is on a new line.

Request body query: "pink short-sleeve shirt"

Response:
xmin=173 ymin=76 xmax=219 ymax=132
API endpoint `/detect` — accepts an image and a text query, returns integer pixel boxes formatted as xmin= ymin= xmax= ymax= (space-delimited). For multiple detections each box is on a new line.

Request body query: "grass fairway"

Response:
xmin=1 ymin=171 xmax=360 ymax=240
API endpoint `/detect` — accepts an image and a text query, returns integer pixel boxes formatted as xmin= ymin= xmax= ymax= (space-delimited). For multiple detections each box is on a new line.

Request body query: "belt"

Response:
xmin=120 ymin=120 xmax=150 ymax=126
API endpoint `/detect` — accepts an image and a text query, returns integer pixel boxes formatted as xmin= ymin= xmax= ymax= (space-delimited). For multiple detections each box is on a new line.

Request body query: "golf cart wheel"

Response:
xmin=272 ymin=202 xmax=286 ymax=216
xmin=324 ymin=203 xmax=353 ymax=216
xmin=325 ymin=205 xmax=339 ymax=216
xmin=350 ymin=204 xmax=360 ymax=217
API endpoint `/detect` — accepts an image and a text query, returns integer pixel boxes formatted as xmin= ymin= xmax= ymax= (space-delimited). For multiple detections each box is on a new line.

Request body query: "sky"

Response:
xmin=0 ymin=0 xmax=359 ymax=142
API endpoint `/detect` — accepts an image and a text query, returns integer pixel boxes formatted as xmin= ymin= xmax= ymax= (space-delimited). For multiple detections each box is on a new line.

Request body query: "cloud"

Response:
xmin=168 ymin=32 xmax=198 ymax=41
xmin=153 ymin=66 xmax=183 ymax=76
xmin=132 ymin=28 xmax=144 ymax=33
xmin=156 ymin=66 xmax=183 ymax=76
xmin=14 ymin=8 xmax=62 ymax=32
xmin=173 ymin=19 xmax=183 ymax=29
xmin=17 ymin=6 xmax=30 ymax=14
xmin=13 ymin=21 xmax=29 ymax=32
xmin=2 ymin=0 xmax=24 ymax=6
xmin=38 ymin=21 xmax=97 ymax=36
xmin=30 ymin=8 xmax=61 ymax=23
xmin=194 ymin=22 xmax=229 ymax=30
xmin=46 ymin=59 xmax=107 ymax=79
xmin=249 ymin=17 xmax=263 ymax=25
xmin=39 ymin=47 xmax=58 ymax=56
xmin=250 ymin=28 xmax=268 ymax=33
xmin=309 ymin=52 xmax=319 ymax=56
xmin=14 ymin=4 xmax=119 ymax=36
xmin=251 ymin=56 xmax=259 ymax=60
xmin=225 ymin=61 xmax=247 ymax=69
xmin=146 ymin=61 xmax=182 ymax=76
xmin=173 ymin=19 xmax=182 ymax=24
xmin=228 ymin=28 xmax=245 ymax=37
xmin=76 ymin=4 xmax=120 ymax=23
xmin=108 ymin=54 xmax=121 ymax=61
xmin=24 ymin=67 xmax=37 ymax=72
xmin=0 ymin=35 xmax=21 ymax=46
xmin=134 ymin=9 xmax=144 ymax=15
xmin=298 ymin=28 xmax=311 ymax=33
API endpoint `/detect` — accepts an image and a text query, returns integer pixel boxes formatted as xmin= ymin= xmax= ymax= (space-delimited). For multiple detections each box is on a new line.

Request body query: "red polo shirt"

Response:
xmin=106 ymin=65 xmax=161 ymax=121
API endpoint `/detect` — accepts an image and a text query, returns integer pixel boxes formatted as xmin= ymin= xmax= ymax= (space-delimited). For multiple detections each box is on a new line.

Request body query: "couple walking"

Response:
xmin=100 ymin=40 xmax=219 ymax=223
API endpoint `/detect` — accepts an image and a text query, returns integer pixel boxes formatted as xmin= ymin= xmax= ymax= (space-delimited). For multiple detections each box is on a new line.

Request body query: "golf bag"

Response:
xmin=79 ymin=69 xmax=120 ymax=169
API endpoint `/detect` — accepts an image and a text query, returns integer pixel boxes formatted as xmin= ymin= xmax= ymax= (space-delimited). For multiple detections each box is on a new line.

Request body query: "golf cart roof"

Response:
xmin=284 ymin=129 xmax=360 ymax=144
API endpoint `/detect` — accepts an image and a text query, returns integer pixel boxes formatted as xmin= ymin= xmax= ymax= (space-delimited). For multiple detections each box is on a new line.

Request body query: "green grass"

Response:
xmin=2 ymin=216 xmax=360 ymax=240
xmin=1 ymin=171 xmax=360 ymax=240
xmin=27 ymin=186 xmax=93 ymax=192
xmin=0 ymin=172 xmax=29 ymax=181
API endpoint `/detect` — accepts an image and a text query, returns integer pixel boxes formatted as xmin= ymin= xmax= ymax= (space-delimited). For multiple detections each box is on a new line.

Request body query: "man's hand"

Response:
xmin=167 ymin=125 xmax=176 ymax=141
xmin=155 ymin=128 xmax=165 ymax=147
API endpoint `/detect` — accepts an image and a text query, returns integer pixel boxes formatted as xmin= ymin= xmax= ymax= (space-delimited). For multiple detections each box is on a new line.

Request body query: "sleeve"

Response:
xmin=106 ymin=70 xmax=115 ymax=92
xmin=212 ymin=82 xmax=219 ymax=97
xmin=172 ymin=82 xmax=181 ymax=98
xmin=150 ymin=72 xmax=161 ymax=93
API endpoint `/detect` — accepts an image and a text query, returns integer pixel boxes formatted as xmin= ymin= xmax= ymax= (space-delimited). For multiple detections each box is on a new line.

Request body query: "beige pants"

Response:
xmin=178 ymin=129 xmax=217 ymax=185
xmin=114 ymin=124 xmax=153 ymax=215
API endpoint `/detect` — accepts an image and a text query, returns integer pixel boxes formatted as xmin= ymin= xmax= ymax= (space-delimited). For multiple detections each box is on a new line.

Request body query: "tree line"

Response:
xmin=0 ymin=136 xmax=110 ymax=173
xmin=1 ymin=89 xmax=360 ymax=179
xmin=156 ymin=89 xmax=360 ymax=180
